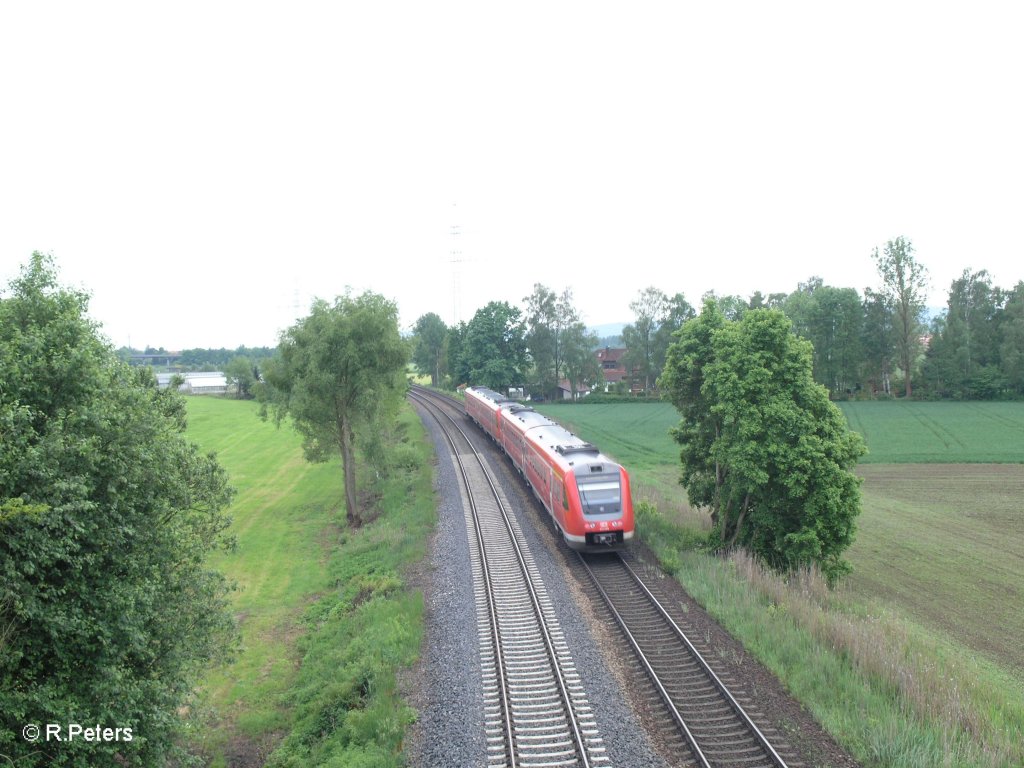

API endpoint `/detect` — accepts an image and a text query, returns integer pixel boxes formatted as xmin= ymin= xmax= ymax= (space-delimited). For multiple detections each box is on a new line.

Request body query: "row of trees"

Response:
xmin=411 ymin=237 xmax=1021 ymax=401
xmin=411 ymin=285 xmax=605 ymax=399
xmin=630 ymin=238 xmax=1024 ymax=401
xmin=922 ymin=270 xmax=1024 ymax=399
xmin=1 ymin=257 xmax=413 ymax=765
xmin=116 ymin=345 xmax=275 ymax=371
xmin=605 ymin=237 xmax=932 ymax=400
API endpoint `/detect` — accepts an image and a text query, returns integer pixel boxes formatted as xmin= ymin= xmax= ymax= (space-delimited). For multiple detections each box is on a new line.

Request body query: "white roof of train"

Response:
xmin=504 ymin=404 xmax=615 ymax=469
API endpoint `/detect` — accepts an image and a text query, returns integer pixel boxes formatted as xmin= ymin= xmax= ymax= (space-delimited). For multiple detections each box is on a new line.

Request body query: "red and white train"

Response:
xmin=464 ymin=385 xmax=634 ymax=550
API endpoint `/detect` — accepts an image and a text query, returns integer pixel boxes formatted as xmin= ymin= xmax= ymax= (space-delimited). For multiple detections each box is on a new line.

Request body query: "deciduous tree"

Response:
xmin=999 ymin=282 xmax=1024 ymax=396
xmin=652 ymin=292 xmax=695 ymax=381
xmin=861 ymin=287 xmax=895 ymax=395
xmin=925 ymin=269 xmax=1002 ymax=398
xmin=226 ymin=354 xmax=257 ymax=398
xmin=873 ymin=236 xmax=928 ymax=397
xmin=561 ymin=321 xmax=601 ymax=400
xmin=662 ymin=303 xmax=865 ymax=585
xmin=623 ymin=286 xmax=668 ymax=392
xmin=411 ymin=312 xmax=448 ymax=386
xmin=261 ymin=291 xmax=407 ymax=527
xmin=0 ymin=254 xmax=236 ymax=767
xmin=462 ymin=301 xmax=528 ymax=392
xmin=524 ymin=285 xmax=581 ymax=400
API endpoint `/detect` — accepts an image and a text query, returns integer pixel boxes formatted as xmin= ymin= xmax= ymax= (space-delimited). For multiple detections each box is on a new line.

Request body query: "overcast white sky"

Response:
xmin=2 ymin=2 xmax=1022 ymax=350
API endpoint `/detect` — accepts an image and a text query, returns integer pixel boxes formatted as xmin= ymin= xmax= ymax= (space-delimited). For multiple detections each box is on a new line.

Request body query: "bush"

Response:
xmin=1 ymin=255 xmax=236 ymax=767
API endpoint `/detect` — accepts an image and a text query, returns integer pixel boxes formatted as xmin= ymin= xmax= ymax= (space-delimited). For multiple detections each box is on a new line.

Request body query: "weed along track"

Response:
xmin=579 ymin=552 xmax=799 ymax=768
xmin=409 ymin=388 xmax=608 ymax=768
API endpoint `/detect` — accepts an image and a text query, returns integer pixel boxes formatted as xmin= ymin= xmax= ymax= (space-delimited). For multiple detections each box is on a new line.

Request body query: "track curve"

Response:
xmin=409 ymin=387 xmax=608 ymax=768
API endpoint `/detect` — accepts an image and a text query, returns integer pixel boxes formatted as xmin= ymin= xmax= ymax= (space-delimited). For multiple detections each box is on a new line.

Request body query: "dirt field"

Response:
xmin=847 ymin=463 xmax=1024 ymax=677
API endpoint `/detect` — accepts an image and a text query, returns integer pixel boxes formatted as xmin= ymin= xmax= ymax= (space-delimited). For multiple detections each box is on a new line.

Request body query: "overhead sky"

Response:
xmin=2 ymin=2 xmax=1022 ymax=350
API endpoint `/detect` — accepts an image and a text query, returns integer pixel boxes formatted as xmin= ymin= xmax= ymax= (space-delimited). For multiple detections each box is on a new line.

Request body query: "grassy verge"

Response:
xmin=184 ymin=397 xmax=435 ymax=766
xmin=637 ymin=502 xmax=1024 ymax=767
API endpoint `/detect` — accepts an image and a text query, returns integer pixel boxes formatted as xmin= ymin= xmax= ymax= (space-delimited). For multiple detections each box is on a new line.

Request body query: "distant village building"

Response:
xmin=595 ymin=347 xmax=629 ymax=392
xmin=557 ymin=379 xmax=590 ymax=401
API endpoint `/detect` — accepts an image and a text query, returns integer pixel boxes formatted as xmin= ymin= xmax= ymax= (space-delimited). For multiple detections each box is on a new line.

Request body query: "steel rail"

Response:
xmin=409 ymin=390 xmax=518 ymax=765
xmin=577 ymin=552 xmax=712 ymax=768
xmin=616 ymin=555 xmax=788 ymax=767
xmin=409 ymin=388 xmax=594 ymax=768
xmin=581 ymin=552 xmax=790 ymax=768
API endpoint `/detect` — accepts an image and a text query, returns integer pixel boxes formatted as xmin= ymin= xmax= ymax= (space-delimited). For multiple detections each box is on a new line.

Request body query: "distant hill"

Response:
xmin=588 ymin=322 xmax=626 ymax=350
xmin=589 ymin=322 xmax=627 ymax=338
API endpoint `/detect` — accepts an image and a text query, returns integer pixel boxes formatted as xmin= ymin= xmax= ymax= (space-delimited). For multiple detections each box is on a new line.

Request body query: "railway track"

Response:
xmin=578 ymin=552 xmax=798 ymax=768
xmin=409 ymin=387 xmax=608 ymax=768
xmin=410 ymin=386 xmax=799 ymax=767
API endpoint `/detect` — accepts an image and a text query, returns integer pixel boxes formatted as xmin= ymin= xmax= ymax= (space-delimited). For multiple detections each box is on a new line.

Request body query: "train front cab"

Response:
xmin=560 ymin=455 xmax=634 ymax=551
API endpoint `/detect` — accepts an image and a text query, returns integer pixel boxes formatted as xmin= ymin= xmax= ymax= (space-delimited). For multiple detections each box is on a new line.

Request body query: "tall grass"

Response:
xmin=262 ymin=406 xmax=436 ymax=767
xmin=636 ymin=502 xmax=1024 ymax=768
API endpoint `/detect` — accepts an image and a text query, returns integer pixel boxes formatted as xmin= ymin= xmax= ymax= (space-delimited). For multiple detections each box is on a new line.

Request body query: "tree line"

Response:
xmin=411 ymin=236 xmax=1024 ymax=401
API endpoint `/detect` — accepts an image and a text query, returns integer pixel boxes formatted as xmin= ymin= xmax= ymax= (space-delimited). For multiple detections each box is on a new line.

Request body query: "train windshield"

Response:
xmin=575 ymin=472 xmax=621 ymax=516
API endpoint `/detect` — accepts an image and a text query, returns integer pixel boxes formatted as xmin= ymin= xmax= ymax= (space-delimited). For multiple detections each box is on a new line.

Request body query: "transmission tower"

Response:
xmin=450 ymin=220 xmax=463 ymax=325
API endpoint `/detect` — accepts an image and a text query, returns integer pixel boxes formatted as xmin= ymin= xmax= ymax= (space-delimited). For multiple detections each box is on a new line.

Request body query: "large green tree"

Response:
xmin=226 ymin=354 xmax=257 ymax=398
xmin=445 ymin=320 xmax=470 ymax=388
xmin=623 ymin=286 xmax=668 ymax=392
xmin=462 ymin=301 xmax=528 ymax=391
xmin=999 ymin=282 xmax=1024 ymax=396
xmin=861 ymin=287 xmax=895 ymax=395
xmin=0 ymin=254 xmax=236 ymax=767
xmin=924 ymin=269 xmax=1003 ymax=398
xmin=561 ymin=320 xmax=601 ymax=400
xmin=651 ymin=292 xmax=695 ymax=382
xmin=523 ymin=285 xmax=581 ymax=400
xmin=411 ymin=312 xmax=448 ymax=386
xmin=261 ymin=291 xmax=407 ymax=527
xmin=873 ymin=236 xmax=928 ymax=397
xmin=773 ymin=279 xmax=868 ymax=395
xmin=661 ymin=302 xmax=865 ymax=585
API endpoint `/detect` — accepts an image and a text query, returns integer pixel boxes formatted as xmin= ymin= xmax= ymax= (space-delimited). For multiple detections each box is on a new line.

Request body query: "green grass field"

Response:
xmin=541 ymin=400 xmax=1024 ymax=465
xmin=185 ymin=397 xmax=345 ymax=759
xmin=537 ymin=399 xmax=1024 ymax=766
xmin=836 ymin=401 xmax=1024 ymax=463
xmin=849 ymin=464 xmax=1024 ymax=674
xmin=184 ymin=397 xmax=434 ymax=766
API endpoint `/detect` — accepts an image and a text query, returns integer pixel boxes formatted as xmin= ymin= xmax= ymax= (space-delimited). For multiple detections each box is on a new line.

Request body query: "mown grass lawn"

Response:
xmin=184 ymin=396 xmax=434 ymax=767
xmin=186 ymin=397 xmax=344 ymax=760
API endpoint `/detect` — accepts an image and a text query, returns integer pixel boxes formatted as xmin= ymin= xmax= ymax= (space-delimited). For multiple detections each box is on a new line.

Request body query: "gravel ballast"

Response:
xmin=405 ymin=396 xmax=860 ymax=767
